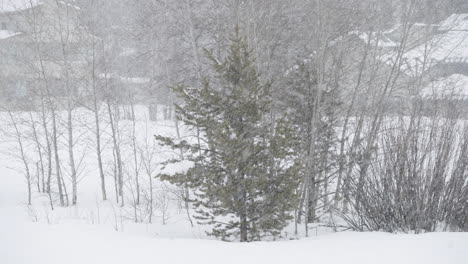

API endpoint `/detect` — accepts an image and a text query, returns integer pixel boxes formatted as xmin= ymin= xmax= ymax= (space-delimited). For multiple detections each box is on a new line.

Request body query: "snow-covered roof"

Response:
xmin=438 ymin=14 xmax=468 ymax=31
xmin=421 ymin=74 xmax=468 ymax=99
xmin=0 ymin=0 xmax=42 ymax=13
xmin=97 ymin=73 xmax=150 ymax=84
xmin=349 ymin=31 xmax=399 ymax=48
xmin=414 ymin=31 xmax=468 ymax=60
xmin=57 ymin=0 xmax=80 ymax=11
xmin=120 ymin=77 xmax=150 ymax=84
xmin=385 ymin=30 xmax=468 ymax=76
xmin=385 ymin=23 xmax=438 ymax=36
xmin=0 ymin=29 xmax=21 ymax=39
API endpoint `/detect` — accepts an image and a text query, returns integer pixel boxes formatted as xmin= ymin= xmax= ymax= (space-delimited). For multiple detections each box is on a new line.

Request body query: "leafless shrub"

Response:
xmin=344 ymin=107 xmax=468 ymax=233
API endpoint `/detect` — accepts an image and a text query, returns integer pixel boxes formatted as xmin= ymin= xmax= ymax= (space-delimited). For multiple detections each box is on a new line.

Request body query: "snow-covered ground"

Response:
xmin=1 ymin=198 xmax=467 ymax=264
xmin=2 ymin=216 xmax=467 ymax=264
xmin=1 ymin=106 xmax=468 ymax=264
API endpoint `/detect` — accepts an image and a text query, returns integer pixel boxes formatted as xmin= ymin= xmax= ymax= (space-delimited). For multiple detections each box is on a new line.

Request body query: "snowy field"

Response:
xmin=0 ymin=107 xmax=467 ymax=264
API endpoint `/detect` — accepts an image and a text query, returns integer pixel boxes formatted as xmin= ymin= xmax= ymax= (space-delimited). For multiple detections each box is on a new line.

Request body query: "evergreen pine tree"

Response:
xmin=156 ymin=27 xmax=300 ymax=242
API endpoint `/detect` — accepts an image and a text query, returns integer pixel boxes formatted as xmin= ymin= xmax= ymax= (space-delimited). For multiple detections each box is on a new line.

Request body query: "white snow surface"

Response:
xmin=438 ymin=14 xmax=468 ymax=31
xmin=352 ymin=31 xmax=399 ymax=48
xmin=413 ymin=31 xmax=468 ymax=61
xmin=0 ymin=29 xmax=21 ymax=40
xmin=0 ymin=106 xmax=467 ymax=264
xmin=2 ymin=217 xmax=467 ymax=264
xmin=395 ymin=31 xmax=468 ymax=76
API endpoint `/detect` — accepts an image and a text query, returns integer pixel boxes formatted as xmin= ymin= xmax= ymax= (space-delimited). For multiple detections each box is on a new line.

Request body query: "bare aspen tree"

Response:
xmin=107 ymin=99 xmax=124 ymax=206
xmin=49 ymin=0 xmax=82 ymax=206
xmin=28 ymin=112 xmax=45 ymax=193
xmin=7 ymin=111 xmax=32 ymax=205
xmin=92 ymin=40 xmax=107 ymax=201
xmin=139 ymin=121 xmax=158 ymax=224
xmin=130 ymin=101 xmax=140 ymax=205
xmin=79 ymin=0 xmax=108 ymax=201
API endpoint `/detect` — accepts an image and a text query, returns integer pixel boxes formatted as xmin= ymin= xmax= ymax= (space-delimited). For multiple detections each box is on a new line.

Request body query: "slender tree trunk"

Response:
xmin=94 ymin=102 xmax=107 ymax=201
xmin=39 ymin=95 xmax=54 ymax=210
xmin=8 ymin=111 xmax=32 ymax=205
xmin=29 ymin=112 xmax=45 ymax=193
xmin=131 ymin=103 xmax=140 ymax=205
xmin=240 ymin=187 xmax=248 ymax=242
xmin=66 ymin=97 xmax=78 ymax=206
xmin=50 ymin=106 xmax=65 ymax=207
xmin=107 ymin=101 xmax=123 ymax=206
xmin=148 ymin=170 xmax=153 ymax=224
